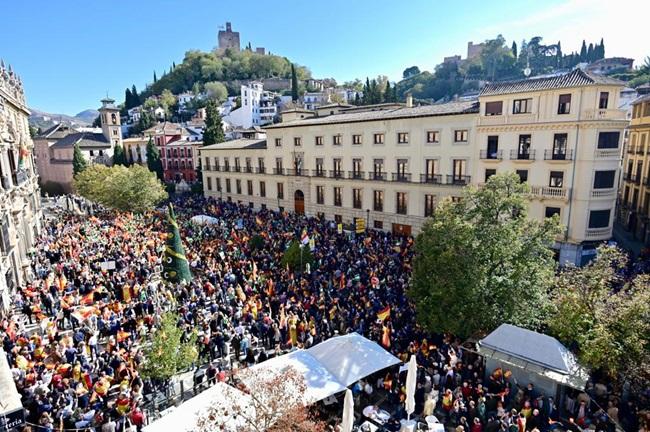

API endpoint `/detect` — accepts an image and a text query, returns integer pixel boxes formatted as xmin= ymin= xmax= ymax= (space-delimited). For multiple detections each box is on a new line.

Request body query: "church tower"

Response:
xmin=99 ymin=97 xmax=122 ymax=150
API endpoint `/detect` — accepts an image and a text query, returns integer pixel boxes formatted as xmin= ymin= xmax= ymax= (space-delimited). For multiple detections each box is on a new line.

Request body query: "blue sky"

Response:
xmin=1 ymin=0 xmax=647 ymax=115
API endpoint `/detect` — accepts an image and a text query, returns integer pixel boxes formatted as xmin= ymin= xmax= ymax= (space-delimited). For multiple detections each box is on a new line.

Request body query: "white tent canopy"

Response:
xmin=241 ymin=332 xmax=401 ymax=404
xmin=190 ymin=215 xmax=220 ymax=225
xmin=143 ymin=382 xmax=253 ymax=432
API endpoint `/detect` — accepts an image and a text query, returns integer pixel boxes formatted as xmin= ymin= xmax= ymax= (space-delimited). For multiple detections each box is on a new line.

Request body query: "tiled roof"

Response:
xmin=480 ymin=69 xmax=623 ymax=96
xmin=633 ymin=94 xmax=650 ymax=105
xmin=50 ymin=132 xmax=109 ymax=149
xmin=36 ymin=123 xmax=78 ymax=140
xmin=143 ymin=121 xmax=186 ymax=135
xmin=267 ymin=100 xmax=479 ymax=129
xmin=200 ymin=138 xmax=267 ymax=151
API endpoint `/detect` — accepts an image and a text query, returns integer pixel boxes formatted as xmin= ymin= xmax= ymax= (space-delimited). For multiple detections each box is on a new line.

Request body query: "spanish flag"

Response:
xmin=81 ymin=290 xmax=95 ymax=306
xmin=256 ymin=216 xmax=263 ymax=226
xmin=377 ymin=306 xmax=391 ymax=322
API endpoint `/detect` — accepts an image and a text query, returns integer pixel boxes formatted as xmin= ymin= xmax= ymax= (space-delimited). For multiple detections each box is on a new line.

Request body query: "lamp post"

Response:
xmin=366 ymin=209 xmax=370 ymax=230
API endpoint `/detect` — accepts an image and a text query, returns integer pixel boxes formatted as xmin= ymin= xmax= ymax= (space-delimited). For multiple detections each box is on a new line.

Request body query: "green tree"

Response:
xmin=204 ymin=81 xmax=228 ymax=102
xmin=112 ymin=144 xmax=126 ymax=166
xmin=153 ymin=70 xmax=157 ymax=83
xmin=124 ymin=88 xmax=133 ymax=109
xmin=291 ymin=63 xmax=299 ymax=102
xmin=409 ymin=172 xmax=562 ymax=338
xmin=384 ymin=81 xmax=392 ymax=103
xmin=402 ymin=66 xmax=421 ymax=79
xmin=579 ymin=40 xmax=587 ymax=61
xmin=73 ymin=164 xmax=167 ymax=212
xmin=547 ymin=246 xmax=650 ymax=389
xmin=72 ymin=143 xmax=87 ymax=176
xmin=202 ymin=100 xmax=225 ymax=146
xmin=281 ymin=240 xmax=314 ymax=272
xmin=163 ymin=203 xmax=193 ymax=283
xmin=511 ymin=41 xmax=518 ymax=60
xmin=131 ymin=84 xmax=140 ymax=106
xmin=92 ymin=115 xmax=101 ymax=128
xmin=140 ymin=312 xmax=197 ymax=382
xmin=145 ymin=137 xmax=164 ymax=181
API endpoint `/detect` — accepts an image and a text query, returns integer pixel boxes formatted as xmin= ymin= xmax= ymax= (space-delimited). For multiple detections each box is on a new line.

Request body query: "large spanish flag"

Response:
xmin=377 ymin=306 xmax=391 ymax=322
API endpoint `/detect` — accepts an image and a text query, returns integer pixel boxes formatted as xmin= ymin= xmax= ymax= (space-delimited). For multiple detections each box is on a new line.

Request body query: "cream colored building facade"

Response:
xmin=0 ymin=63 xmax=43 ymax=315
xmin=200 ymin=70 xmax=627 ymax=265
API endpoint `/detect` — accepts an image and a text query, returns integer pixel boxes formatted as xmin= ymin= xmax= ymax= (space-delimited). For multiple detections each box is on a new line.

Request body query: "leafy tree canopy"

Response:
xmin=409 ymin=172 xmax=562 ymax=338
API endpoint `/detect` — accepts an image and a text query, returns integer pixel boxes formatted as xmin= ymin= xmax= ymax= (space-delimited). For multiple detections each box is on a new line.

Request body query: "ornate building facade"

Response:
xmin=0 ymin=61 xmax=43 ymax=316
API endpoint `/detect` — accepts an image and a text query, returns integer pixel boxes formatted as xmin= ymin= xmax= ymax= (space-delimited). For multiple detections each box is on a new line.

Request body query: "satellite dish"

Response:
xmin=524 ymin=67 xmax=531 ymax=77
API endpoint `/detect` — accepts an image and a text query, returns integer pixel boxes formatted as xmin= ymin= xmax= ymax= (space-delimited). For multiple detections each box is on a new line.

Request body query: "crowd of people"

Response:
xmin=0 ymin=195 xmax=647 ymax=432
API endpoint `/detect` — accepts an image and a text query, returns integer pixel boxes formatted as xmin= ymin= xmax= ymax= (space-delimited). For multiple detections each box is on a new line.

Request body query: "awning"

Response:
xmin=0 ymin=348 xmax=25 ymax=431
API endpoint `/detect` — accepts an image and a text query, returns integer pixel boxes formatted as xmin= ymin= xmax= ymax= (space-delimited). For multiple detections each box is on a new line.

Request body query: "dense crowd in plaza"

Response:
xmin=1 ymin=195 xmax=648 ymax=432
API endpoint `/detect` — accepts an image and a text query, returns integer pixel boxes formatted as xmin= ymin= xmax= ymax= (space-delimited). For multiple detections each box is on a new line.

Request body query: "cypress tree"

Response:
xmin=146 ymin=137 xmax=164 ymax=181
xmin=579 ymin=40 xmax=587 ymax=61
xmin=393 ymin=85 xmax=398 ymax=103
xmin=113 ymin=144 xmax=126 ymax=166
xmin=131 ymin=85 xmax=140 ymax=106
xmin=598 ymin=38 xmax=605 ymax=59
xmin=384 ymin=81 xmax=391 ymax=103
xmin=172 ymin=61 xmax=176 ymax=69
xmin=511 ymin=41 xmax=518 ymax=59
xmin=125 ymin=88 xmax=133 ymax=109
xmin=354 ymin=93 xmax=361 ymax=106
xmin=163 ymin=204 xmax=192 ymax=284
xmin=556 ymin=41 xmax=562 ymax=68
xmin=203 ymin=100 xmax=225 ymax=146
xmin=587 ymin=43 xmax=594 ymax=62
xmin=72 ymin=144 xmax=87 ymax=176
xmin=290 ymin=64 xmax=299 ymax=102
xmin=153 ymin=71 xmax=157 ymax=83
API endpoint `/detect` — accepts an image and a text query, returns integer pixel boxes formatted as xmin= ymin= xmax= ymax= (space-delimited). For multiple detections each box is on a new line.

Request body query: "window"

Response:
xmin=599 ymin=92 xmax=609 ymax=109
xmin=374 ymin=220 xmax=383 ymax=229
xmin=454 ymin=130 xmax=468 ymax=142
xmin=597 ymin=132 xmax=620 ymax=149
xmin=316 ymin=186 xmax=324 ymax=204
xmin=224 ymin=158 xmax=230 ymax=171
xmin=588 ymin=209 xmax=611 ymax=228
xmin=234 ymin=157 xmax=240 ymax=171
xmin=397 ymin=132 xmax=409 ymax=144
xmin=545 ymin=207 xmax=561 ymax=218
xmin=396 ymin=159 xmax=408 ymax=178
xmin=452 ymin=159 xmax=466 ymax=180
xmin=594 ymin=170 xmax=616 ymax=189
xmin=352 ymin=134 xmax=362 ymax=145
xmin=353 ymin=189 xmax=362 ymax=209
xmin=485 ymin=169 xmax=497 ymax=182
xmin=294 ymin=137 xmax=301 ymax=147
xmin=558 ymin=94 xmax=571 ymax=114
xmin=225 ymin=179 xmax=231 ymax=193
xmin=260 ymin=181 xmax=266 ymax=197
xmin=214 ymin=157 xmax=220 ymax=170
xmin=373 ymin=133 xmax=385 ymax=144
xmin=275 ymin=158 xmax=283 ymax=174
xmin=333 ymin=187 xmax=342 ymax=206
xmin=373 ymin=159 xmax=384 ymax=180
xmin=207 ymin=177 xmax=213 ymax=191
xmin=424 ymin=194 xmax=436 ymax=217
xmin=552 ymin=134 xmax=568 ymax=159
xmin=333 ymin=135 xmax=342 ymax=145
xmin=549 ymin=171 xmax=564 ymax=188
xmin=216 ymin=178 xmax=221 ymax=192
xmin=334 ymin=215 xmax=343 ymax=224
xmin=245 ymin=158 xmax=252 ymax=173
xmin=373 ymin=190 xmax=384 ymax=212
xmin=518 ymin=135 xmax=531 ymax=158
xmin=315 ymin=158 xmax=324 ymax=176
xmin=277 ymin=182 xmax=284 ymax=199
xmin=204 ymin=157 xmax=211 ymax=170
xmin=247 ymin=180 xmax=253 ymax=195
xmin=275 ymin=138 xmax=282 ymax=147
xmin=396 ymin=192 xmax=407 ymax=215
xmin=315 ymin=136 xmax=323 ymax=146
xmin=352 ymin=159 xmax=362 ymax=178
xmin=333 ymin=158 xmax=342 ymax=177
xmin=424 ymin=159 xmax=436 ymax=181
xmin=236 ymin=179 xmax=242 ymax=194
xmin=258 ymin=157 xmax=265 ymax=173
xmin=513 ymin=98 xmax=532 ymax=114
xmin=426 ymin=131 xmax=439 ymax=143
xmin=486 ymin=135 xmax=499 ymax=159
xmin=516 ymin=169 xmax=528 ymax=183
xmin=485 ymin=101 xmax=503 ymax=116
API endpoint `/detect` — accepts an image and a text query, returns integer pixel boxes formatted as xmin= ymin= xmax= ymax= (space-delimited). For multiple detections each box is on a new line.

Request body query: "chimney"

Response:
xmin=406 ymin=93 xmax=413 ymax=108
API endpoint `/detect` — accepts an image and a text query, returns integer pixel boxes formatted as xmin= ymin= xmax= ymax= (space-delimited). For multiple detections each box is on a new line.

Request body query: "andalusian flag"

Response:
xmin=163 ymin=204 xmax=192 ymax=284
xmin=377 ymin=306 xmax=391 ymax=322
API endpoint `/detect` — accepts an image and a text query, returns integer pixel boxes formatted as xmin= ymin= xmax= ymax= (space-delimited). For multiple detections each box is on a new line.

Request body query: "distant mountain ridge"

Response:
xmin=28 ymin=108 xmax=98 ymax=132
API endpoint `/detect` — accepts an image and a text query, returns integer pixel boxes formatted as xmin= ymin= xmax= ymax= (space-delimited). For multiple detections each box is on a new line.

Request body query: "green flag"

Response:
xmin=163 ymin=204 xmax=192 ymax=283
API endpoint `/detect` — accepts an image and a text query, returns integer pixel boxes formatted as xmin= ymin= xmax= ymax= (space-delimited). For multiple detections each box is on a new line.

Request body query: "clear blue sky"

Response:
xmin=1 ymin=0 xmax=646 ymax=115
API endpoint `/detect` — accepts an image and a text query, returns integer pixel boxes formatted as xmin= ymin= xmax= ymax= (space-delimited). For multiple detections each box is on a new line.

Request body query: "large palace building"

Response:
xmin=200 ymin=69 xmax=627 ymax=265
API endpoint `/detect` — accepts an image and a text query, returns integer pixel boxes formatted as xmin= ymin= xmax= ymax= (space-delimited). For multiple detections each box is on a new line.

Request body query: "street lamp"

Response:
xmin=366 ymin=209 xmax=370 ymax=230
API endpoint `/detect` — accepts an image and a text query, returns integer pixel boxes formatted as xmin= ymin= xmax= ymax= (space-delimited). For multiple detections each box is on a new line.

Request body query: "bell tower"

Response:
xmin=99 ymin=97 xmax=122 ymax=150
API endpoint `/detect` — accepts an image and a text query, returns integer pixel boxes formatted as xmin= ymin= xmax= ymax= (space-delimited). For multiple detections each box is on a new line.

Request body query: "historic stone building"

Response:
xmin=217 ymin=22 xmax=240 ymax=52
xmin=200 ymin=69 xmax=627 ymax=265
xmin=0 ymin=62 xmax=43 ymax=315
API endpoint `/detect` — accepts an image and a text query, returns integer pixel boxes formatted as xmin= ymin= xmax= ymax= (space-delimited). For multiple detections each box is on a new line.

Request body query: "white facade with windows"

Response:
xmin=200 ymin=70 xmax=627 ymax=264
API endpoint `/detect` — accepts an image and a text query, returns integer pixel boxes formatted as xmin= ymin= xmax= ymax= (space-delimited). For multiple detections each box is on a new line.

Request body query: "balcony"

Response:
xmin=479 ymin=149 xmax=503 ymax=160
xmin=591 ymin=188 xmax=616 ymax=198
xmin=223 ymin=166 xmax=230 ymax=172
xmin=446 ymin=175 xmax=471 ymax=186
xmin=329 ymin=170 xmax=344 ymax=179
xmin=585 ymin=227 xmax=612 ymax=240
xmin=530 ymin=185 xmax=569 ymax=200
xmin=594 ymin=148 xmax=620 ymax=159
xmin=369 ymin=172 xmax=387 ymax=181
xmin=233 ymin=166 xmax=241 ymax=173
xmin=509 ymin=150 xmax=536 ymax=161
xmin=420 ymin=174 xmax=443 ymax=184
xmin=244 ymin=166 xmax=253 ymax=173
xmin=391 ymin=172 xmax=412 ymax=182
xmin=582 ymin=108 xmax=626 ymax=121
xmin=543 ymin=149 xmax=573 ymax=161
xmin=637 ymin=146 xmax=647 ymax=155
xmin=312 ymin=169 xmax=326 ymax=178
xmin=273 ymin=168 xmax=284 ymax=175
xmin=255 ymin=167 xmax=266 ymax=174
xmin=285 ymin=169 xmax=307 ymax=176
xmin=628 ymin=145 xmax=637 ymax=154
xmin=348 ymin=171 xmax=365 ymax=180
